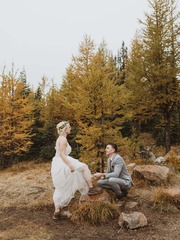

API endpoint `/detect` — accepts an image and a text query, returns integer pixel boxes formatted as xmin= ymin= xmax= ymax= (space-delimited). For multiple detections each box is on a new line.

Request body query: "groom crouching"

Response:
xmin=94 ymin=143 xmax=132 ymax=200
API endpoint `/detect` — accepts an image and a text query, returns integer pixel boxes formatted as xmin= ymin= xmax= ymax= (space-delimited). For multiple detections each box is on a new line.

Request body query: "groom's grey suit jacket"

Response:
xmin=105 ymin=154 xmax=132 ymax=182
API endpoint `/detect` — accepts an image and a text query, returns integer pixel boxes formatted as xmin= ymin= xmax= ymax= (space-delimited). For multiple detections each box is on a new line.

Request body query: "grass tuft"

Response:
xmin=152 ymin=187 xmax=180 ymax=212
xmin=71 ymin=201 xmax=119 ymax=225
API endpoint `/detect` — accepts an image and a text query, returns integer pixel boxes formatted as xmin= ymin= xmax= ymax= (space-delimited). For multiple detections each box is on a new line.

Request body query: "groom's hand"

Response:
xmin=93 ymin=172 xmax=104 ymax=179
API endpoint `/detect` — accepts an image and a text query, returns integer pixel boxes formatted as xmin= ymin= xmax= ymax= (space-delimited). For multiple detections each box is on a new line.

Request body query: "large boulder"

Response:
xmin=132 ymin=165 xmax=171 ymax=184
xmin=126 ymin=163 xmax=137 ymax=175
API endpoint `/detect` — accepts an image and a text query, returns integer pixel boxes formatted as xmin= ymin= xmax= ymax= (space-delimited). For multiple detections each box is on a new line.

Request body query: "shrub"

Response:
xmin=71 ymin=201 xmax=119 ymax=225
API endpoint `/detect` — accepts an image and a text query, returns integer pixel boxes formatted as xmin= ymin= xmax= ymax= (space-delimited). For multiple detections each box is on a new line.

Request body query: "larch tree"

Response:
xmin=62 ymin=37 xmax=126 ymax=171
xmin=0 ymin=70 xmax=34 ymax=168
xmin=60 ymin=35 xmax=96 ymax=158
xmin=43 ymin=82 xmax=63 ymax=123
xmin=61 ymin=35 xmax=96 ymax=119
xmin=124 ymin=0 xmax=180 ymax=153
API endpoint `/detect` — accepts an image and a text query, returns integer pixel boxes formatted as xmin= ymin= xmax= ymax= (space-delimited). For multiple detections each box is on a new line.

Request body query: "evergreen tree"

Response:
xmin=115 ymin=41 xmax=128 ymax=84
xmin=27 ymin=86 xmax=45 ymax=160
xmin=38 ymin=82 xmax=63 ymax=161
xmin=18 ymin=67 xmax=31 ymax=96
xmin=28 ymin=79 xmax=62 ymax=161
xmin=29 ymin=77 xmax=73 ymax=161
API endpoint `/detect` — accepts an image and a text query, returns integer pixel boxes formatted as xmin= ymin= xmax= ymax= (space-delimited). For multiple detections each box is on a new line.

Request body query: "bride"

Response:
xmin=51 ymin=121 xmax=102 ymax=219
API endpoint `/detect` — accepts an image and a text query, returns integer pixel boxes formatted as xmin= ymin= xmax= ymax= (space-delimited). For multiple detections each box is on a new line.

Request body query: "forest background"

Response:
xmin=0 ymin=0 xmax=179 ymax=171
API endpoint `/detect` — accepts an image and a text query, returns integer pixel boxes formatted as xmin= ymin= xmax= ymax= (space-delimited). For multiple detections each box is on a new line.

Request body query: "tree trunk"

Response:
xmin=101 ymin=157 xmax=105 ymax=173
xmin=165 ymin=111 xmax=171 ymax=153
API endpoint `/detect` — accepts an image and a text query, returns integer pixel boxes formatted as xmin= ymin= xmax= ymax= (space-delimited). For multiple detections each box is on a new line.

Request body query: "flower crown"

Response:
xmin=59 ymin=122 xmax=68 ymax=130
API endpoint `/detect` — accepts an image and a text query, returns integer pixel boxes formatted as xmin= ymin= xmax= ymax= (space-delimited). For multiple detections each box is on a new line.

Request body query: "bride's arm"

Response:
xmin=58 ymin=137 xmax=74 ymax=172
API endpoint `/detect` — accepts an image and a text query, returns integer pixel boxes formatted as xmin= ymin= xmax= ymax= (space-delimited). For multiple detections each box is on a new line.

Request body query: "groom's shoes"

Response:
xmin=88 ymin=186 xmax=102 ymax=196
xmin=116 ymin=190 xmax=128 ymax=200
xmin=122 ymin=189 xmax=128 ymax=197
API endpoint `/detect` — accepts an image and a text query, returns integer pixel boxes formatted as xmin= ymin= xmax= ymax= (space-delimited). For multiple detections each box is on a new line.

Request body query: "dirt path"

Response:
xmin=0 ymin=204 xmax=179 ymax=240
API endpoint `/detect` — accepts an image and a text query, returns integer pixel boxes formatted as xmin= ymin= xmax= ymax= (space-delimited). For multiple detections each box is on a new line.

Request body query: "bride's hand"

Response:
xmin=69 ymin=165 xmax=75 ymax=172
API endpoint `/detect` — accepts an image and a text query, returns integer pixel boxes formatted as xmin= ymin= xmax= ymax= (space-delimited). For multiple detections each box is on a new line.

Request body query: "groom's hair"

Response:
xmin=107 ymin=143 xmax=118 ymax=152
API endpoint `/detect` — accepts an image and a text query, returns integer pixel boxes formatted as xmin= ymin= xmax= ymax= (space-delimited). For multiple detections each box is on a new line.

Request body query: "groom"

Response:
xmin=94 ymin=143 xmax=132 ymax=200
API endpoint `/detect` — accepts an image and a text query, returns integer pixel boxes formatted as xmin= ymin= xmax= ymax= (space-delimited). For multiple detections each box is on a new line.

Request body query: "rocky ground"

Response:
xmin=0 ymin=161 xmax=179 ymax=240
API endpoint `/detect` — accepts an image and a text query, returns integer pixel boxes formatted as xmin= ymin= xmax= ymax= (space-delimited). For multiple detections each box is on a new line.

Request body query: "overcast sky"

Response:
xmin=0 ymin=0 xmax=164 ymax=89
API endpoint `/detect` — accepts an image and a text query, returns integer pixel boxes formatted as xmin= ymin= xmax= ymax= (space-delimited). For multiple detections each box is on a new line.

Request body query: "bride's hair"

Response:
xmin=56 ymin=121 xmax=69 ymax=135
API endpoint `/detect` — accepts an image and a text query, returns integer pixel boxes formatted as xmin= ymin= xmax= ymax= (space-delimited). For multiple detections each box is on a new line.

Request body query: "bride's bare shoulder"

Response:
xmin=57 ymin=136 xmax=67 ymax=144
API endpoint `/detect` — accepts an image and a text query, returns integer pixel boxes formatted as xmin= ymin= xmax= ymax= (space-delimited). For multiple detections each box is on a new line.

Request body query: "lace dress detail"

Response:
xmin=51 ymin=138 xmax=89 ymax=208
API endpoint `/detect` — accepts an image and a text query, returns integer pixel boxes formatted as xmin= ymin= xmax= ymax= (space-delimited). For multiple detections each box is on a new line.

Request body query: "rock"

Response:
xmin=125 ymin=201 xmax=139 ymax=209
xmin=132 ymin=165 xmax=171 ymax=184
xmin=118 ymin=212 xmax=148 ymax=229
xmin=149 ymin=152 xmax=156 ymax=161
xmin=154 ymin=156 xmax=166 ymax=165
xmin=166 ymin=187 xmax=180 ymax=202
xmin=127 ymin=163 xmax=137 ymax=175
xmin=61 ymin=210 xmax=72 ymax=218
xmin=117 ymin=199 xmax=126 ymax=207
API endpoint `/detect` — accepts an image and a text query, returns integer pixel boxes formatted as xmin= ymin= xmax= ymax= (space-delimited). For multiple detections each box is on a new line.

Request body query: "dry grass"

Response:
xmin=70 ymin=201 xmax=120 ymax=225
xmin=0 ymin=221 xmax=54 ymax=240
xmin=166 ymin=158 xmax=180 ymax=172
xmin=133 ymin=158 xmax=155 ymax=165
xmin=151 ymin=187 xmax=180 ymax=212
xmin=0 ymin=162 xmax=55 ymax=240
xmin=1 ymin=160 xmax=180 ymax=240
xmin=132 ymin=177 xmax=153 ymax=189
xmin=0 ymin=161 xmax=53 ymax=210
xmin=167 ymin=172 xmax=180 ymax=185
xmin=4 ymin=161 xmax=46 ymax=172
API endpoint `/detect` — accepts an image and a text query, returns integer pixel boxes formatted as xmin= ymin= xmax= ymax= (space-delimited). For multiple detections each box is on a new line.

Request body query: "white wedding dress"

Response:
xmin=51 ymin=139 xmax=89 ymax=208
